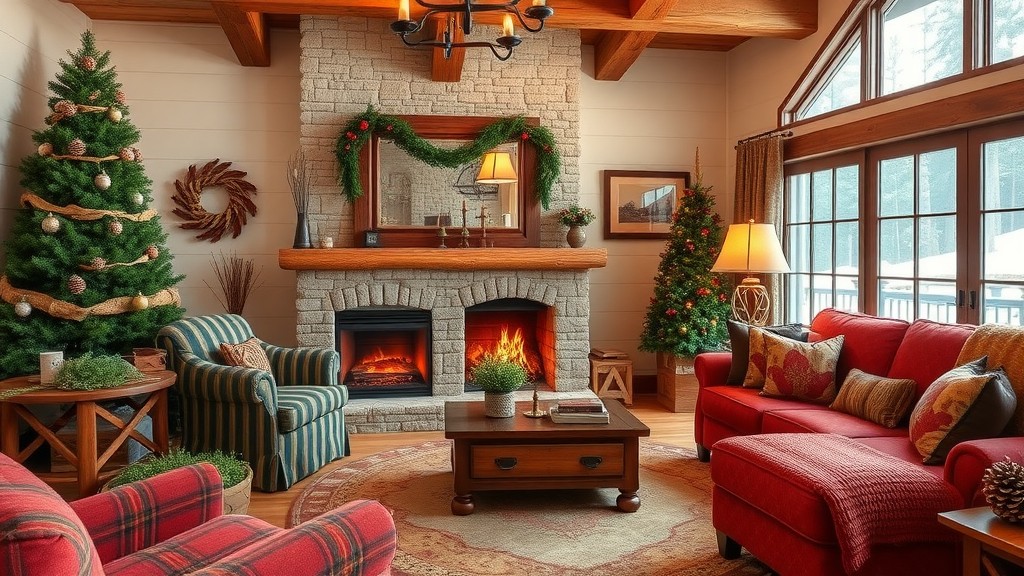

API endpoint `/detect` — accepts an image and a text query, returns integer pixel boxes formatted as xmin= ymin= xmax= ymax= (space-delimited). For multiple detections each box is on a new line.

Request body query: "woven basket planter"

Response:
xmin=484 ymin=391 xmax=516 ymax=418
xmin=223 ymin=465 xmax=253 ymax=515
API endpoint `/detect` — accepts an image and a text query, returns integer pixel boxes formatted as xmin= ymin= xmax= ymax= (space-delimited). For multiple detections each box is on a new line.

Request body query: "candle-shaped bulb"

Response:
xmin=399 ymin=0 xmax=410 ymax=21
xmin=532 ymin=0 xmax=546 ymax=6
xmin=502 ymin=13 xmax=514 ymax=37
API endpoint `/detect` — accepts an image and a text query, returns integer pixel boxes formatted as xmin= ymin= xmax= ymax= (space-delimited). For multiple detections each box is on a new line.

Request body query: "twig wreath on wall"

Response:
xmin=172 ymin=159 xmax=258 ymax=243
xmin=335 ymin=105 xmax=560 ymax=209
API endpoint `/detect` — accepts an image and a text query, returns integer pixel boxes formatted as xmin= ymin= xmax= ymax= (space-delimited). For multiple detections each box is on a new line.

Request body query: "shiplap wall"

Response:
xmin=580 ymin=47 xmax=729 ymax=374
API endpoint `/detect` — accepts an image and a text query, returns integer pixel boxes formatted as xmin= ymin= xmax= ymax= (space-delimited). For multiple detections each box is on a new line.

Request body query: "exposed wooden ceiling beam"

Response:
xmin=211 ymin=1 xmax=271 ymax=66
xmin=593 ymin=0 xmax=675 ymax=81
xmin=431 ymin=16 xmax=466 ymax=83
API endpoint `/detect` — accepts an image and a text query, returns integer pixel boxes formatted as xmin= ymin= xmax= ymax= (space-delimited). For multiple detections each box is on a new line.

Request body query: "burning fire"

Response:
xmin=466 ymin=326 xmax=542 ymax=380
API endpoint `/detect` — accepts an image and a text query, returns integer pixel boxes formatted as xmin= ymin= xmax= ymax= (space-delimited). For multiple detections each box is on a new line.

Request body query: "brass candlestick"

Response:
xmin=522 ymin=380 xmax=547 ymax=418
xmin=437 ymin=224 xmax=447 ymax=248
xmin=477 ymin=206 xmax=488 ymax=247
xmin=460 ymin=203 xmax=471 ymax=248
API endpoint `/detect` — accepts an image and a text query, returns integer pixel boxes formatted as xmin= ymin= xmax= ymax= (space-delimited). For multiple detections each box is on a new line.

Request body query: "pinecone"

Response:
xmin=131 ymin=147 xmax=143 ymax=162
xmin=983 ymin=457 xmax=1024 ymax=522
xmin=91 ymin=256 xmax=107 ymax=269
xmin=67 ymin=138 xmax=86 ymax=156
xmin=88 ymin=90 xmax=100 ymax=102
xmin=38 ymin=142 xmax=53 ymax=157
xmin=80 ymin=55 xmax=97 ymax=71
xmin=115 ymin=90 xmax=127 ymax=105
xmin=145 ymin=245 xmax=159 ymax=260
xmin=119 ymin=147 xmax=135 ymax=162
xmin=53 ymin=100 xmax=77 ymax=118
xmin=68 ymin=274 xmax=86 ymax=295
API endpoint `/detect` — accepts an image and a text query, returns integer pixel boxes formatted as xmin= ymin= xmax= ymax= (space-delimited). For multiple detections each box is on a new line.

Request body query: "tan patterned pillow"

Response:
xmin=220 ymin=337 xmax=272 ymax=372
xmin=830 ymin=369 xmax=916 ymax=428
xmin=760 ymin=332 xmax=844 ymax=404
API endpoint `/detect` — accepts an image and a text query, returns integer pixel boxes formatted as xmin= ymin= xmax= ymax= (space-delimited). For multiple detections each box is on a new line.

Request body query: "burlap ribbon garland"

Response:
xmin=22 ymin=192 xmax=156 ymax=222
xmin=47 ymin=103 xmax=110 ymax=124
xmin=0 ymin=275 xmax=180 ymax=321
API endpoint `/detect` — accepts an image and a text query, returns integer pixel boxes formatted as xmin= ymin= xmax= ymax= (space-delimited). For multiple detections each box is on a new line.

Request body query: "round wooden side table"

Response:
xmin=0 ymin=370 xmax=176 ymax=498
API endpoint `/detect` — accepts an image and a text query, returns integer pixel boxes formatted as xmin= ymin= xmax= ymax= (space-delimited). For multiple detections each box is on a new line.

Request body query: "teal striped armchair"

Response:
xmin=156 ymin=314 xmax=347 ymax=492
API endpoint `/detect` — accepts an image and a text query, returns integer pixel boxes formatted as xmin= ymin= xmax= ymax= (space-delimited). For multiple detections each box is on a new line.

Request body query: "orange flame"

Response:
xmin=466 ymin=326 xmax=542 ymax=379
xmin=357 ymin=347 xmax=414 ymax=373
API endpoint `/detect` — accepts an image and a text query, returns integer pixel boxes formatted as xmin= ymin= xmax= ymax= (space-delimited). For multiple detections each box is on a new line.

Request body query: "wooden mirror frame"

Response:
xmin=353 ymin=115 xmax=542 ymax=248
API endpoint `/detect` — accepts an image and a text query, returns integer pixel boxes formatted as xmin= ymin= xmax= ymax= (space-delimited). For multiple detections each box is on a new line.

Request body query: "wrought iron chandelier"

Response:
xmin=391 ymin=0 xmax=555 ymax=61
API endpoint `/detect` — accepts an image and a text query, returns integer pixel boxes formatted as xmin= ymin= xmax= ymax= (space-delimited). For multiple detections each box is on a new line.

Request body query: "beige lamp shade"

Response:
xmin=475 ymin=152 xmax=518 ymax=184
xmin=712 ymin=221 xmax=791 ymax=274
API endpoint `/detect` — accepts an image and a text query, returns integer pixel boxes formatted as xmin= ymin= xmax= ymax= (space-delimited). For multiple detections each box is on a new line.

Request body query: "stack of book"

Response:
xmin=549 ymin=398 xmax=609 ymax=424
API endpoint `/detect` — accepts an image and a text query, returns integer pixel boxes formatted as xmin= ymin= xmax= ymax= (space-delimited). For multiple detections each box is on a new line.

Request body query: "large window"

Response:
xmin=783 ymin=121 xmax=1024 ymax=327
xmin=781 ymin=0 xmax=1024 ymax=123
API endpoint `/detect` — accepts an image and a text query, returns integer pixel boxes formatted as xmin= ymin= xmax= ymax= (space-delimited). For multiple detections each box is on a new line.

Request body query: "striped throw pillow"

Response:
xmin=220 ymin=337 xmax=272 ymax=372
xmin=830 ymin=369 xmax=916 ymax=428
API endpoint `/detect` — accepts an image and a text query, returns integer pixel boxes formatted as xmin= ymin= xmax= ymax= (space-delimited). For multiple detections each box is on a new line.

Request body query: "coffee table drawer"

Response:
xmin=471 ymin=443 xmax=624 ymax=478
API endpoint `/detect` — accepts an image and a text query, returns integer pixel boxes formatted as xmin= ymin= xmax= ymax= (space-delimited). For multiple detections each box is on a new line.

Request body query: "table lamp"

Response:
xmin=711 ymin=220 xmax=790 ymax=326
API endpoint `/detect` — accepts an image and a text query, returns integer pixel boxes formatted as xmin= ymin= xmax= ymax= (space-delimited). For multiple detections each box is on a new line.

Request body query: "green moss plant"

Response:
xmin=471 ymin=355 xmax=528 ymax=393
xmin=107 ymin=448 xmax=249 ymax=489
xmin=54 ymin=352 xmax=143 ymax=390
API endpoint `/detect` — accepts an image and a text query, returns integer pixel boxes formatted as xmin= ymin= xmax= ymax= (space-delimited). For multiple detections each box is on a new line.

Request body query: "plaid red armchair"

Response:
xmin=0 ymin=452 xmax=396 ymax=576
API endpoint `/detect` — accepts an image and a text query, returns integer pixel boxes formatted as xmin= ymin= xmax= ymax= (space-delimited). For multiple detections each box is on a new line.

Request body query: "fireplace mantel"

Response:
xmin=279 ymin=248 xmax=607 ymax=271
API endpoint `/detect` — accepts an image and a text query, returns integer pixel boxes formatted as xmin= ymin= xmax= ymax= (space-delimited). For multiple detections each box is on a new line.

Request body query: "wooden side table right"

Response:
xmin=589 ymin=356 xmax=633 ymax=406
xmin=939 ymin=507 xmax=1024 ymax=576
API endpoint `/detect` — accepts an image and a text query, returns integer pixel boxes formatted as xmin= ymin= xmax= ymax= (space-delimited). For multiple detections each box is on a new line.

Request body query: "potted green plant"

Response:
xmin=106 ymin=449 xmax=253 ymax=514
xmin=557 ymin=204 xmax=596 ymax=248
xmin=471 ymin=354 xmax=528 ymax=418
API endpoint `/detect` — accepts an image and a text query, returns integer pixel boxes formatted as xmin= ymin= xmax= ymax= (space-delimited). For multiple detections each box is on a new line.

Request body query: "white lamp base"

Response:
xmin=731 ymin=277 xmax=771 ymax=326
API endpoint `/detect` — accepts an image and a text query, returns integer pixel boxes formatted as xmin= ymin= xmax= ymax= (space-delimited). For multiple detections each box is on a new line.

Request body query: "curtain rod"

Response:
xmin=736 ymin=129 xmax=794 ymax=145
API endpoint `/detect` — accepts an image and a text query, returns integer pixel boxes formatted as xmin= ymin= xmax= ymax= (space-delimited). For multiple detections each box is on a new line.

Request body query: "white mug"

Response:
xmin=40 ymin=351 xmax=64 ymax=384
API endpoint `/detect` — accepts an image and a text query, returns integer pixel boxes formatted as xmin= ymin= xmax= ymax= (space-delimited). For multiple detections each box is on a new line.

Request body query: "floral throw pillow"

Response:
xmin=909 ymin=356 xmax=1017 ymax=465
xmin=830 ymin=368 xmax=917 ymax=428
xmin=220 ymin=337 xmax=272 ymax=372
xmin=729 ymin=321 xmax=807 ymax=385
xmin=759 ymin=332 xmax=844 ymax=404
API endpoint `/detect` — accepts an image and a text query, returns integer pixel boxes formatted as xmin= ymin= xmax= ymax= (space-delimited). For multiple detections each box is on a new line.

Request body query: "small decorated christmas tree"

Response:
xmin=0 ymin=31 xmax=183 ymax=379
xmin=638 ymin=151 xmax=731 ymax=357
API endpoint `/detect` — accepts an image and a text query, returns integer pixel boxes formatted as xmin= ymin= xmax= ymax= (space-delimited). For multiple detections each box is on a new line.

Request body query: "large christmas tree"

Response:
xmin=638 ymin=158 xmax=731 ymax=357
xmin=0 ymin=31 xmax=183 ymax=379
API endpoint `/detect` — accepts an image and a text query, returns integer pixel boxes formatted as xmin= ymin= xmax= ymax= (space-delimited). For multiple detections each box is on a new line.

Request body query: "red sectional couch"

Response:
xmin=695 ymin=308 xmax=1024 ymax=576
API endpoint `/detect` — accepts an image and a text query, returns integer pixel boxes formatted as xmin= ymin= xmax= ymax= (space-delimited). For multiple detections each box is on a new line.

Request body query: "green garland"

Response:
xmin=335 ymin=106 xmax=560 ymax=209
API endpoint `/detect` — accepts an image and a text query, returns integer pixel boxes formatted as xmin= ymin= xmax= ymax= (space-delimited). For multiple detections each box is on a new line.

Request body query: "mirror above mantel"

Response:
xmin=353 ymin=115 xmax=541 ymax=248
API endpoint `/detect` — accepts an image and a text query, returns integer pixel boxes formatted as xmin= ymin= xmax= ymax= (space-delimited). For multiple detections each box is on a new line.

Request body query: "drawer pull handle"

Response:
xmin=494 ymin=457 xmax=518 ymax=470
xmin=580 ymin=456 xmax=603 ymax=469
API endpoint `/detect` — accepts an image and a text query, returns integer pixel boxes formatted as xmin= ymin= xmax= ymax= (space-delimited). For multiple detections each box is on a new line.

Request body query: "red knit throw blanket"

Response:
xmin=723 ymin=433 xmax=962 ymax=573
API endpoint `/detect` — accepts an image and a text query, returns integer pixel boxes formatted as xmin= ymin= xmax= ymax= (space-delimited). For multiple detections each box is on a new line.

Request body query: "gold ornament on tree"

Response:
xmin=42 ymin=213 xmax=61 ymax=234
xmin=68 ymin=138 xmax=86 ymax=156
xmin=38 ymin=142 xmax=53 ymax=156
xmin=68 ymin=274 xmax=86 ymax=295
xmin=983 ymin=457 xmax=1024 ymax=522
xmin=131 ymin=292 xmax=150 ymax=311
xmin=108 ymin=219 xmax=123 ymax=236
xmin=94 ymin=171 xmax=111 ymax=190
xmin=107 ymin=107 xmax=122 ymax=123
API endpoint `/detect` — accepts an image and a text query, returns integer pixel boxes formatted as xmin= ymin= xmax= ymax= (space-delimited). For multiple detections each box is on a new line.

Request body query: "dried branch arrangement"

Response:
xmin=287 ymin=149 xmax=310 ymax=214
xmin=205 ymin=252 xmax=264 ymax=315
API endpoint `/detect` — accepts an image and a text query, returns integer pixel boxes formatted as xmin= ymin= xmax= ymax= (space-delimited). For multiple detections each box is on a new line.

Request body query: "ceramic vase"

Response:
xmin=566 ymin=226 xmax=586 ymax=248
xmin=293 ymin=213 xmax=311 ymax=248
xmin=483 ymin=391 xmax=516 ymax=418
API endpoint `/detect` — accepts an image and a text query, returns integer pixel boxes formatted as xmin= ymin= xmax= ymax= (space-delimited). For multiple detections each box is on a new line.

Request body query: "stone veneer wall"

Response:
xmin=295 ymin=16 xmax=590 ymax=401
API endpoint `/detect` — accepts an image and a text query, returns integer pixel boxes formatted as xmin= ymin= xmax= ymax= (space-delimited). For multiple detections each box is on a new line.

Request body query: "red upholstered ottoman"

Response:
xmin=711 ymin=433 xmax=962 ymax=576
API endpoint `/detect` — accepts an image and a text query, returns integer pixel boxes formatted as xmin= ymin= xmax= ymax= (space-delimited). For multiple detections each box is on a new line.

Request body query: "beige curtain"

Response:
xmin=733 ymin=135 xmax=785 ymax=324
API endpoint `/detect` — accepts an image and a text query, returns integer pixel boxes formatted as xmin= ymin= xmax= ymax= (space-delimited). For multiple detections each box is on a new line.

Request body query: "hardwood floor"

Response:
xmin=247 ymin=394 xmax=697 ymax=528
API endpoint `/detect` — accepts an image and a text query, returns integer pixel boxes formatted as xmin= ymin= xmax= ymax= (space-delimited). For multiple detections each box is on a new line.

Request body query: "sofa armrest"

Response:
xmin=71 ymin=463 xmax=223 ymax=564
xmin=945 ymin=438 xmax=1024 ymax=506
xmin=193 ymin=500 xmax=397 ymax=576
xmin=178 ymin=353 xmax=278 ymax=413
xmin=695 ymin=352 xmax=733 ymax=388
xmin=262 ymin=344 xmax=341 ymax=389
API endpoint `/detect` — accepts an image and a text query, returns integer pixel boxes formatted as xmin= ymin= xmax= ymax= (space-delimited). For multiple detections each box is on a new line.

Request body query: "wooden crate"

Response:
xmin=656 ymin=352 xmax=698 ymax=413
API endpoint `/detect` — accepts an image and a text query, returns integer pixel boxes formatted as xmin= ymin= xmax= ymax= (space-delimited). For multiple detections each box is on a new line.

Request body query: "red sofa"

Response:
xmin=0 ymin=452 xmax=397 ymax=575
xmin=695 ymin=308 xmax=1024 ymax=576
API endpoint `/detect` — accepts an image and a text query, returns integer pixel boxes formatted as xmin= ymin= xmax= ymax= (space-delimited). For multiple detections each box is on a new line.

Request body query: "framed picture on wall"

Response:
xmin=603 ymin=170 xmax=691 ymax=239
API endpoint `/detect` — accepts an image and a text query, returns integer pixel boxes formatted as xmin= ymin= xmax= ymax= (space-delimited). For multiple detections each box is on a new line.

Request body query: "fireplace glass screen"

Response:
xmin=336 ymin=308 xmax=431 ymax=398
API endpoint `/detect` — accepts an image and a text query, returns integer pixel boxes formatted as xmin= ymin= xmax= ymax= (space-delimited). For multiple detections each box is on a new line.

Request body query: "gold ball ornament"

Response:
xmin=14 ymin=298 xmax=32 ymax=318
xmin=53 ymin=100 xmax=76 ymax=118
xmin=131 ymin=192 xmax=145 ymax=205
xmin=131 ymin=292 xmax=150 ymax=311
xmin=41 ymin=213 xmax=61 ymax=234
xmin=94 ymin=171 xmax=111 ymax=190
xmin=119 ymin=147 xmax=135 ymax=162
xmin=107 ymin=107 xmax=122 ymax=123
xmin=145 ymin=245 xmax=159 ymax=260
xmin=38 ymin=142 xmax=53 ymax=156
xmin=80 ymin=55 xmax=97 ymax=71
xmin=108 ymin=219 xmax=123 ymax=236
xmin=68 ymin=274 xmax=86 ymax=295
xmin=68 ymin=138 xmax=86 ymax=156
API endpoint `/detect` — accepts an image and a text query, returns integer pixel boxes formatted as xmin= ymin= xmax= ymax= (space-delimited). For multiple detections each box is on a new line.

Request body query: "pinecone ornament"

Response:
xmin=68 ymin=274 xmax=86 ymax=295
xmin=91 ymin=256 xmax=107 ymax=269
xmin=983 ymin=457 xmax=1024 ymax=522
xmin=88 ymin=90 xmax=100 ymax=102
xmin=68 ymin=138 xmax=86 ymax=156
xmin=108 ymin=219 xmax=123 ymax=236
xmin=38 ymin=142 xmax=53 ymax=156
xmin=119 ymin=147 xmax=135 ymax=162
xmin=145 ymin=245 xmax=159 ymax=260
xmin=115 ymin=90 xmax=127 ymax=105
xmin=53 ymin=100 xmax=76 ymax=118
xmin=80 ymin=55 xmax=97 ymax=71
xmin=131 ymin=147 xmax=143 ymax=162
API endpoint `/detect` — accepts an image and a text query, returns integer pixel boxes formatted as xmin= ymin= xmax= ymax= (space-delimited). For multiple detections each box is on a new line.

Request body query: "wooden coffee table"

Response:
xmin=444 ymin=399 xmax=650 ymax=515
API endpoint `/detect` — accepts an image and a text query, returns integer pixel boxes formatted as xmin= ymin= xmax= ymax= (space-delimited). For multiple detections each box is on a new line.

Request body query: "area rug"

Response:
xmin=288 ymin=440 xmax=771 ymax=576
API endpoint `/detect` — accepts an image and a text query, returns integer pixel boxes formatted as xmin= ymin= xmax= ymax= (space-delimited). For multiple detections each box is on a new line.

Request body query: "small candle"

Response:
xmin=438 ymin=211 xmax=444 ymax=227
xmin=399 ymin=0 xmax=410 ymax=21
xmin=502 ymin=14 xmax=514 ymax=37
xmin=533 ymin=0 xmax=546 ymax=5
xmin=502 ymin=213 xmax=512 ymax=227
